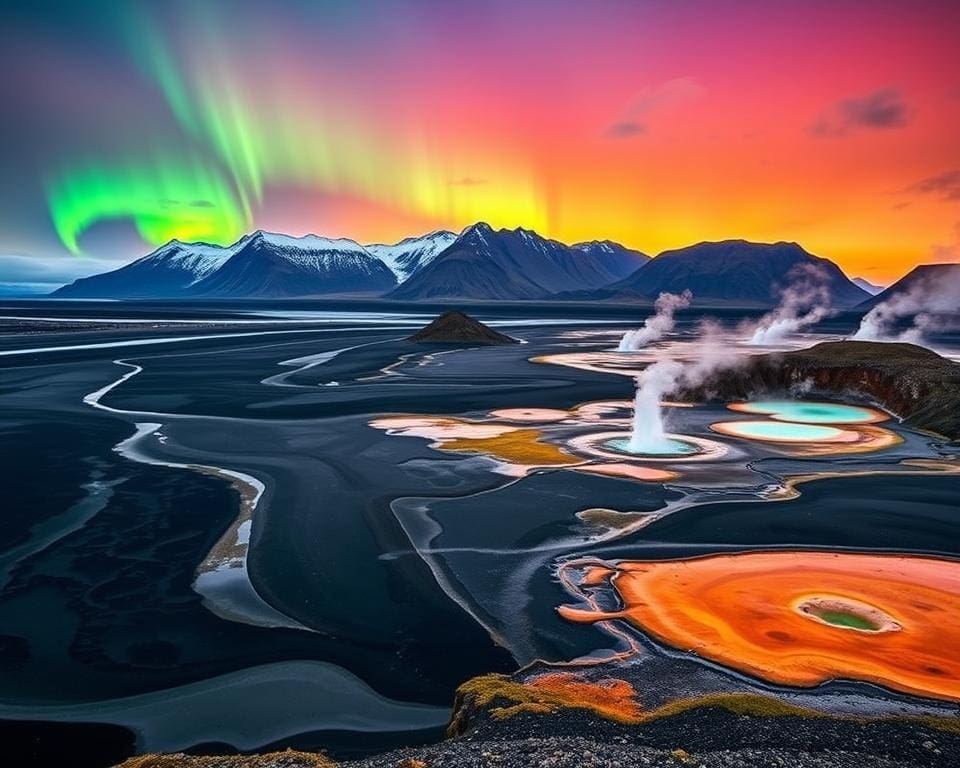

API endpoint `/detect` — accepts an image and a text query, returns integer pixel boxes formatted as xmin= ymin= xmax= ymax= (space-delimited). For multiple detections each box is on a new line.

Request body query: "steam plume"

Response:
xmin=748 ymin=264 xmax=832 ymax=345
xmin=618 ymin=290 xmax=692 ymax=351
xmin=627 ymin=359 xmax=683 ymax=452
xmin=627 ymin=320 xmax=738 ymax=452
xmin=853 ymin=267 xmax=960 ymax=344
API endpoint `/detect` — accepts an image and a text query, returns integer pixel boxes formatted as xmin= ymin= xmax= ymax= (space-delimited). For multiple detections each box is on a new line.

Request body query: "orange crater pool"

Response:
xmin=558 ymin=551 xmax=960 ymax=702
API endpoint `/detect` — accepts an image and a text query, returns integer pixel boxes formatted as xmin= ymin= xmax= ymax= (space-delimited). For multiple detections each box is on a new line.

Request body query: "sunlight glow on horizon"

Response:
xmin=8 ymin=1 xmax=960 ymax=281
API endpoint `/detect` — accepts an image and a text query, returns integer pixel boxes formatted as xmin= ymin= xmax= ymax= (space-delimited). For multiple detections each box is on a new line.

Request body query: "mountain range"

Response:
xmin=54 ymin=231 xmax=398 ymax=299
xmin=388 ymin=224 xmax=648 ymax=300
xmin=52 ymin=224 xmax=874 ymax=307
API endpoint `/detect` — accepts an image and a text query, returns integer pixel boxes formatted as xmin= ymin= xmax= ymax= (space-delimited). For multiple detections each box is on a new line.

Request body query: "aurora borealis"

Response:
xmin=2 ymin=0 xmax=960 ymax=287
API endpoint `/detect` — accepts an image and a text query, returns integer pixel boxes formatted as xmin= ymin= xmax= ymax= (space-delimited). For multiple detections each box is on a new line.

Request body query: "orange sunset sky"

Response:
xmin=2 ymin=0 xmax=959 ymax=284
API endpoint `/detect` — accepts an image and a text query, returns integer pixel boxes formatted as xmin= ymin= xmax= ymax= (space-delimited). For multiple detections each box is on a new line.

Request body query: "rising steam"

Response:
xmin=748 ymin=264 xmax=833 ymax=345
xmin=618 ymin=290 xmax=692 ymax=351
xmin=627 ymin=320 xmax=737 ymax=452
xmin=853 ymin=266 xmax=960 ymax=345
xmin=627 ymin=359 xmax=683 ymax=452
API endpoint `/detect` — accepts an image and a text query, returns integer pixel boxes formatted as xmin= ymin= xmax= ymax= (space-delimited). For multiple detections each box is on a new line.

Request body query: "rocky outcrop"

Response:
xmin=408 ymin=311 xmax=518 ymax=345
xmin=680 ymin=341 xmax=960 ymax=441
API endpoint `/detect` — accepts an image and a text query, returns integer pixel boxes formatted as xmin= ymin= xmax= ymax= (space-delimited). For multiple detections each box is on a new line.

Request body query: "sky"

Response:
xmin=1 ymin=0 xmax=959 ymax=291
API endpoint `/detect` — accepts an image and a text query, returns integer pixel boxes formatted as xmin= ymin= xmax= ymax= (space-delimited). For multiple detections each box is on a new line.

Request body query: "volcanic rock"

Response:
xmin=680 ymin=340 xmax=960 ymax=440
xmin=407 ymin=310 xmax=518 ymax=345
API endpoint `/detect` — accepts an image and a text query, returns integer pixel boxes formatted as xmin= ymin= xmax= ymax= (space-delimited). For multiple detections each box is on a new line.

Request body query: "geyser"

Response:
xmin=619 ymin=319 xmax=741 ymax=456
xmin=626 ymin=359 xmax=683 ymax=453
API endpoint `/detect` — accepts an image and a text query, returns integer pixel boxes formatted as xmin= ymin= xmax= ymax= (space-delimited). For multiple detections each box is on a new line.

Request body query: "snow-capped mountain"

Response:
xmin=365 ymin=231 xmax=457 ymax=282
xmin=186 ymin=231 xmax=397 ymax=297
xmin=51 ymin=237 xmax=247 ymax=298
xmin=387 ymin=224 xmax=648 ymax=300
xmin=570 ymin=240 xmax=650 ymax=281
xmin=50 ymin=224 xmax=648 ymax=300
xmin=52 ymin=231 xmax=396 ymax=299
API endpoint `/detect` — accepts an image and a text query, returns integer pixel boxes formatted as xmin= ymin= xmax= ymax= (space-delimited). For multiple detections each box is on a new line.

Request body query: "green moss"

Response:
xmin=452 ymin=676 xmax=960 ymax=737
xmin=645 ymin=692 xmax=830 ymax=722
xmin=816 ymin=610 xmax=879 ymax=631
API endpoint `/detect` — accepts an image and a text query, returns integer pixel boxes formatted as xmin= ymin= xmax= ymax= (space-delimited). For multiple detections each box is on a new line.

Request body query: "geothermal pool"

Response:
xmin=729 ymin=400 xmax=887 ymax=425
xmin=558 ymin=551 xmax=960 ymax=702
xmin=710 ymin=420 xmax=859 ymax=443
xmin=603 ymin=435 xmax=701 ymax=457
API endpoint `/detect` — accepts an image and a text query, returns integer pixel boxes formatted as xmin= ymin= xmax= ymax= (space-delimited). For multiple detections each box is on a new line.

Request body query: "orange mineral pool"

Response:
xmin=559 ymin=551 xmax=960 ymax=702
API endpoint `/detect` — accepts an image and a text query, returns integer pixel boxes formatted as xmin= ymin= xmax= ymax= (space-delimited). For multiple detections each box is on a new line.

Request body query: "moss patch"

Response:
xmin=452 ymin=674 xmax=960 ymax=737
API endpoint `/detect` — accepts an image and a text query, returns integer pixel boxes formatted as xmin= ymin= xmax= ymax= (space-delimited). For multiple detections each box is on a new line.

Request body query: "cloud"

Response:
xmin=931 ymin=243 xmax=959 ymax=262
xmin=929 ymin=221 xmax=960 ymax=262
xmin=606 ymin=77 xmax=704 ymax=139
xmin=0 ymin=252 xmax=116 ymax=288
xmin=811 ymin=88 xmax=912 ymax=137
xmin=929 ymin=222 xmax=960 ymax=263
xmin=907 ymin=169 xmax=960 ymax=202
xmin=605 ymin=121 xmax=647 ymax=138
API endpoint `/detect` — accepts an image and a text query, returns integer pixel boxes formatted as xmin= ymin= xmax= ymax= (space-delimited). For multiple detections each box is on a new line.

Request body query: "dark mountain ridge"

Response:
xmin=571 ymin=240 xmax=868 ymax=307
xmin=388 ymin=223 xmax=648 ymax=301
xmin=858 ymin=263 xmax=960 ymax=310
xmin=50 ymin=228 xmax=868 ymax=306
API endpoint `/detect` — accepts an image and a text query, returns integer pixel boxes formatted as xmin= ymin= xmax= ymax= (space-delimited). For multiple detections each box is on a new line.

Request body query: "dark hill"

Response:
xmin=583 ymin=240 xmax=868 ymax=307
xmin=407 ymin=310 xmax=518 ymax=345
xmin=858 ymin=263 xmax=960 ymax=310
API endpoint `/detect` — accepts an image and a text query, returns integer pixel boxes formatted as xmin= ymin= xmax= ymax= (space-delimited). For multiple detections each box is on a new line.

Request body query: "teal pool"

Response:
xmin=730 ymin=400 xmax=883 ymax=425
xmin=603 ymin=436 xmax=701 ymax=457
xmin=711 ymin=420 xmax=856 ymax=443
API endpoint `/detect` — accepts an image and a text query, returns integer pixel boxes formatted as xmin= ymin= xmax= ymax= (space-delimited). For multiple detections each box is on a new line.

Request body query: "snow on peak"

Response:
xmin=252 ymin=230 xmax=369 ymax=254
xmin=573 ymin=240 xmax=617 ymax=254
xmin=137 ymin=239 xmax=239 ymax=283
xmin=366 ymin=230 xmax=456 ymax=281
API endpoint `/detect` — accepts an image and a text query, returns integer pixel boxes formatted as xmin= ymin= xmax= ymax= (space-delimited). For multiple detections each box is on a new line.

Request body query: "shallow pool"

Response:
xmin=729 ymin=400 xmax=884 ymax=425
xmin=603 ymin=436 xmax=702 ymax=457
xmin=710 ymin=420 xmax=857 ymax=443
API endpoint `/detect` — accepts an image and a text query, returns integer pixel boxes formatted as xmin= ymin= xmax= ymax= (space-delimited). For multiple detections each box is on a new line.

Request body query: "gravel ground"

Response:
xmin=341 ymin=734 xmax=946 ymax=768
xmin=116 ymin=704 xmax=960 ymax=767
xmin=338 ymin=701 xmax=959 ymax=768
